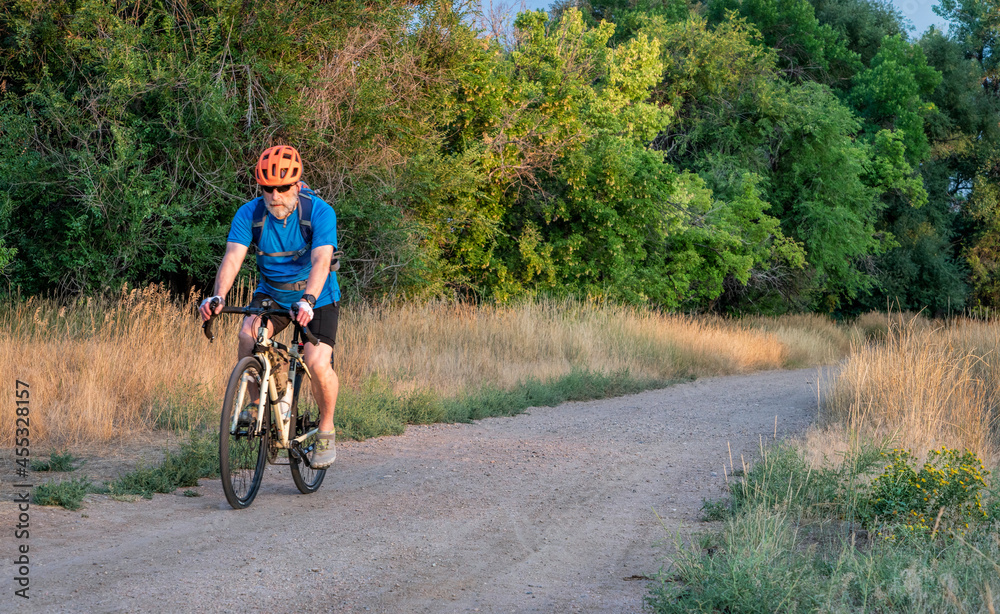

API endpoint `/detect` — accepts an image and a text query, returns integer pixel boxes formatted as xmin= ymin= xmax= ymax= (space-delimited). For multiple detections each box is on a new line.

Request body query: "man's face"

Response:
xmin=262 ymin=182 xmax=300 ymax=220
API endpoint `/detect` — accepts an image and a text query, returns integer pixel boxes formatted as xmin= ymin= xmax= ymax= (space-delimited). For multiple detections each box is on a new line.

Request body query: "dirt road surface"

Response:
xmin=4 ymin=368 xmax=826 ymax=613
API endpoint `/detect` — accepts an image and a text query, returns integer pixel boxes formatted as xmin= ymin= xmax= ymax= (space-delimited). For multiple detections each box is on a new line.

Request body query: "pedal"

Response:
xmin=289 ymin=440 xmax=314 ymax=467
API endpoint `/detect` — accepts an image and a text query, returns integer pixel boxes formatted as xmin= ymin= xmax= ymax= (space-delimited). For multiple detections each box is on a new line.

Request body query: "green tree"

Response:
xmin=641 ymin=13 xmax=919 ymax=309
xmin=808 ymin=0 xmax=906 ymax=66
xmin=964 ymin=158 xmax=1000 ymax=307
xmin=555 ymin=0 xmax=691 ymax=43
xmin=935 ymin=0 xmax=1000 ymax=94
xmin=768 ymin=85 xmax=902 ymax=308
xmin=924 ymin=1 xmax=1000 ymax=307
xmin=853 ymin=28 xmax=1000 ymax=313
xmin=430 ymin=8 xmax=803 ymax=307
xmin=706 ymin=0 xmax=860 ymax=83
xmin=849 ymin=34 xmax=942 ymax=165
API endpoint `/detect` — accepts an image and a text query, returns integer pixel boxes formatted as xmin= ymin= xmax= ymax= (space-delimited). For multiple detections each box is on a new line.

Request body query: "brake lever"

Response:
xmin=290 ymin=303 xmax=320 ymax=346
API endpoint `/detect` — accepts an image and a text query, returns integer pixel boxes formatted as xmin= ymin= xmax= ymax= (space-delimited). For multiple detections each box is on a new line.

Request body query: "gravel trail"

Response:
xmin=4 ymin=367 xmax=826 ymax=613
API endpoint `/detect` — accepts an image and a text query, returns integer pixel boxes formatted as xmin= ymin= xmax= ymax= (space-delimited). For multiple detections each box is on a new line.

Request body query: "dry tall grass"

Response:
xmin=824 ymin=314 xmax=1000 ymax=464
xmin=2 ymin=286 xmax=246 ymax=447
xmin=2 ymin=286 xmax=849 ymax=447
xmin=341 ymin=303 xmax=848 ymax=397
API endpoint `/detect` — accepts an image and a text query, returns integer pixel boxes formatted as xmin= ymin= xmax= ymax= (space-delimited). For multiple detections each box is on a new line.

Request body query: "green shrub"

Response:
xmin=860 ymin=447 xmax=991 ymax=537
xmin=33 ymin=478 xmax=95 ymax=511
xmin=30 ymin=451 xmax=80 ymax=472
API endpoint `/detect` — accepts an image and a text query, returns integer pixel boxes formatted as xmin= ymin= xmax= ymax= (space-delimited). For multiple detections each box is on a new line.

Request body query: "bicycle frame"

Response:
xmin=229 ymin=316 xmax=318 ymax=453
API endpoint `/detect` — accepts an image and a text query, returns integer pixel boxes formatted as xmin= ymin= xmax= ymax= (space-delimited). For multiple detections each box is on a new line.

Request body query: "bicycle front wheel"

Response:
xmin=220 ymin=356 xmax=270 ymax=509
xmin=289 ymin=369 xmax=327 ymax=494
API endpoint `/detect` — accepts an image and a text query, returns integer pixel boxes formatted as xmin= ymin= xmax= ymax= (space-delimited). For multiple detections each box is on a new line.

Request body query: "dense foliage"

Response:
xmin=2 ymin=0 xmax=999 ymax=313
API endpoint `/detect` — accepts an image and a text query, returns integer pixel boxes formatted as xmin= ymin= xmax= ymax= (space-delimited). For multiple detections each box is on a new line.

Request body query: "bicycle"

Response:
xmin=203 ymin=298 xmax=327 ymax=509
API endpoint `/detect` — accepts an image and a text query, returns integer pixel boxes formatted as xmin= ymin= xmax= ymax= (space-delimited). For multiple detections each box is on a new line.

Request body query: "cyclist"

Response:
xmin=199 ymin=145 xmax=340 ymax=468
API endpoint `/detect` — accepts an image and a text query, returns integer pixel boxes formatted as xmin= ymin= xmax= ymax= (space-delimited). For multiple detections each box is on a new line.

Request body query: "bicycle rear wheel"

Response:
xmin=220 ymin=356 xmax=270 ymax=509
xmin=289 ymin=369 xmax=327 ymax=494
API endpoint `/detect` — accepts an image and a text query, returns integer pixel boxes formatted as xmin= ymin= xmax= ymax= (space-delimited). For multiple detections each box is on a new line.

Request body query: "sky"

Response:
xmin=892 ymin=0 xmax=949 ymax=35
xmin=511 ymin=0 xmax=952 ymax=37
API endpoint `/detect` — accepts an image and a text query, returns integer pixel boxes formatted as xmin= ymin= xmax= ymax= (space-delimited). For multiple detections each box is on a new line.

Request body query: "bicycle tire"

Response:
xmin=289 ymin=368 xmax=327 ymax=494
xmin=220 ymin=356 xmax=270 ymax=509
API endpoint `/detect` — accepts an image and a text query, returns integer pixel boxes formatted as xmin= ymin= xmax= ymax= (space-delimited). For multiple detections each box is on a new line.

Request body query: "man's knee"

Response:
xmin=304 ymin=347 xmax=335 ymax=375
xmin=239 ymin=317 xmax=268 ymax=344
xmin=305 ymin=356 xmax=331 ymax=375
xmin=237 ymin=327 xmax=256 ymax=350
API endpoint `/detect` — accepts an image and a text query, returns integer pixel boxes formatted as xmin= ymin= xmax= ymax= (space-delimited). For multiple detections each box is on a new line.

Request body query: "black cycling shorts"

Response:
xmin=249 ymin=292 xmax=339 ymax=347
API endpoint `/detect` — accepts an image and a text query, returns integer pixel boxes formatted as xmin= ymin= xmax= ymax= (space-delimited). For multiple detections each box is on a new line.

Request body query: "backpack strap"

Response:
xmin=250 ymin=197 xmax=267 ymax=253
xmin=297 ymin=189 xmax=314 ymax=248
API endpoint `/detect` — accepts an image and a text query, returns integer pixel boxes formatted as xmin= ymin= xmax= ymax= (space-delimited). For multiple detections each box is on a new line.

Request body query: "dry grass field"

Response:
xmin=2 ymin=284 xmax=849 ymax=447
xmin=824 ymin=313 xmax=1000 ymax=464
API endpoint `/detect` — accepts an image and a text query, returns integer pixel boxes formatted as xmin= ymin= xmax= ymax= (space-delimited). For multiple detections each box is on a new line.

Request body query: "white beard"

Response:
xmin=266 ymin=200 xmax=296 ymax=220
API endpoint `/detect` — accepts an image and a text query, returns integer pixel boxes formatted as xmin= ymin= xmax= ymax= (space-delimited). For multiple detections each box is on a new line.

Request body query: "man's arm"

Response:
xmin=199 ymin=242 xmax=249 ymax=320
xmin=293 ymin=245 xmax=333 ymax=325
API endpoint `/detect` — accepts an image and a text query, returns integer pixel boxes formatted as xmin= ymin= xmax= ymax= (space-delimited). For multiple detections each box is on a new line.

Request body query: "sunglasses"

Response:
xmin=261 ymin=184 xmax=295 ymax=194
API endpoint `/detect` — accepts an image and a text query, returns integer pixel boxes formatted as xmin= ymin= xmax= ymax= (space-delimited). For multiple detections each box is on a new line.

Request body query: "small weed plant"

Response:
xmin=699 ymin=498 xmax=729 ymax=521
xmin=109 ymin=431 xmax=218 ymax=499
xmin=33 ymin=478 xmax=98 ymax=511
xmin=862 ymin=447 xmax=991 ymax=538
xmin=30 ymin=451 xmax=80 ymax=472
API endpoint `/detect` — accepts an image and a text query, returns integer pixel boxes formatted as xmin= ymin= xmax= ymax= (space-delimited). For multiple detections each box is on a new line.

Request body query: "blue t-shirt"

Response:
xmin=227 ymin=194 xmax=340 ymax=308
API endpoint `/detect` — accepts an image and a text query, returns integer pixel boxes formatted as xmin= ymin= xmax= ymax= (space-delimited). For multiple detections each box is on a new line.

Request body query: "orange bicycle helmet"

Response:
xmin=255 ymin=146 xmax=303 ymax=186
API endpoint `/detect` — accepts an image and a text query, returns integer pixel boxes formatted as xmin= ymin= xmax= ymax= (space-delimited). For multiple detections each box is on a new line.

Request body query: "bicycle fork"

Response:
xmin=230 ymin=356 xmax=272 ymax=436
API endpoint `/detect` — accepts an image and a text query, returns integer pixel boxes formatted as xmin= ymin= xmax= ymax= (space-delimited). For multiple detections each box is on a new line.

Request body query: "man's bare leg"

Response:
xmin=303 ymin=340 xmax=339 ymax=468
xmin=303 ymin=341 xmax=339 ymax=432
